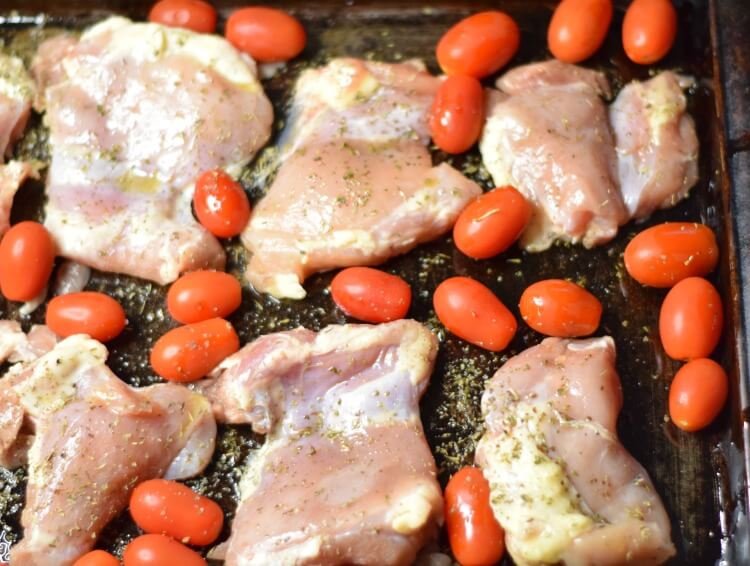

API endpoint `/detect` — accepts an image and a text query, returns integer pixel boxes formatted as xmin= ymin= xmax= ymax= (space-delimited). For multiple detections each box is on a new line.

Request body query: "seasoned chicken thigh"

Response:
xmin=0 ymin=333 xmax=216 ymax=566
xmin=0 ymin=53 xmax=37 ymax=236
xmin=242 ymin=58 xmax=481 ymax=299
xmin=34 ymin=17 xmax=273 ymax=284
xmin=480 ymin=61 xmax=627 ymax=251
xmin=610 ymin=71 xmax=699 ymax=219
xmin=199 ymin=320 xmax=443 ymax=565
xmin=476 ymin=337 xmax=675 ymax=566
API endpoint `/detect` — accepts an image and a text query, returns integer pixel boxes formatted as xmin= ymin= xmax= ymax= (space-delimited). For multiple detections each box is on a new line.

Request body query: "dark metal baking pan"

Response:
xmin=0 ymin=1 xmax=748 ymax=564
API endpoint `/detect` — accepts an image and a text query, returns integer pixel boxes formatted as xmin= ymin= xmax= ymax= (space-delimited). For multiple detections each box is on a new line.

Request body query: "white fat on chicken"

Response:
xmin=198 ymin=319 xmax=443 ymax=565
xmin=0 ymin=330 xmax=216 ymax=566
xmin=33 ymin=17 xmax=273 ymax=284
xmin=476 ymin=336 xmax=675 ymax=566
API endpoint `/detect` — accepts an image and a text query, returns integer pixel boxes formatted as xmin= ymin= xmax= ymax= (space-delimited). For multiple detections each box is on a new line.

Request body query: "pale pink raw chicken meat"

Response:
xmin=610 ymin=71 xmax=699 ymax=219
xmin=199 ymin=319 xmax=443 ymax=565
xmin=242 ymin=58 xmax=482 ymax=299
xmin=0 ymin=53 xmax=37 ymax=236
xmin=33 ymin=17 xmax=273 ymax=284
xmin=476 ymin=336 xmax=675 ymax=566
xmin=0 ymin=328 xmax=216 ymax=566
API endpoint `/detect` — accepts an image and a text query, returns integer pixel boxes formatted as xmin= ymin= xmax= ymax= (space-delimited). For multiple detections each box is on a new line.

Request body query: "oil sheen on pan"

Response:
xmin=0 ymin=1 xmax=744 ymax=565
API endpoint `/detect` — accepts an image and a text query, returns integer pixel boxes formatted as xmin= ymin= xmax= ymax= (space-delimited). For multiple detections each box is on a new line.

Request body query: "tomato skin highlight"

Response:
xmin=123 ymin=534 xmax=206 ymax=566
xmin=148 ymin=0 xmax=217 ymax=33
xmin=168 ymin=270 xmax=242 ymax=324
xmin=73 ymin=550 xmax=120 ymax=566
xmin=331 ymin=267 xmax=411 ymax=324
xmin=445 ymin=466 xmax=505 ymax=566
xmin=624 ymin=223 xmax=718 ymax=288
xmin=429 ymin=75 xmax=484 ymax=154
xmin=46 ymin=292 xmax=127 ymax=342
xmin=453 ymin=186 xmax=531 ymax=259
xmin=130 ymin=479 xmax=224 ymax=546
xmin=433 ymin=277 xmax=517 ymax=352
xmin=0 ymin=221 xmax=55 ymax=302
xmin=659 ymin=277 xmax=723 ymax=361
xmin=225 ymin=7 xmax=306 ymax=62
xmin=150 ymin=318 xmax=240 ymax=382
xmin=436 ymin=11 xmax=520 ymax=78
xmin=548 ymin=0 xmax=612 ymax=63
xmin=193 ymin=170 xmax=251 ymax=239
xmin=669 ymin=358 xmax=728 ymax=432
xmin=623 ymin=0 xmax=677 ymax=64
xmin=519 ymin=279 xmax=602 ymax=337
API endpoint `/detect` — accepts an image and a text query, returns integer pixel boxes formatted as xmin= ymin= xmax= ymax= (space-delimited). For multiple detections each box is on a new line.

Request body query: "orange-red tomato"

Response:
xmin=433 ymin=277 xmax=517 ymax=352
xmin=445 ymin=466 xmax=505 ymax=566
xmin=193 ymin=170 xmax=251 ymax=239
xmin=0 ymin=221 xmax=55 ymax=302
xmin=453 ymin=186 xmax=531 ymax=259
xmin=130 ymin=479 xmax=223 ymax=546
xmin=436 ymin=11 xmax=520 ymax=78
xmin=624 ymin=223 xmax=719 ymax=288
xmin=148 ymin=0 xmax=217 ymax=33
xmin=519 ymin=279 xmax=602 ymax=337
xmin=659 ymin=277 xmax=722 ymax=360
xmin=669 ymin=358 xmax=728 ymax=432
xmin=429 ymin=75 xmax=484 ymax=154
xmin=123 ymin=534 xmax=206 ymax=566
xmin=167 ymin=271 xmax=242 ymax=324
xmin=73 ymin=550 xmax=120 ymax=566
xmin=331 ymin=267 xmax=411 ymax=323
xmin=548 ymin=0 xmax=612 ymax=63
xmin=622 ymin=0 xmax=677 ymax=64
xmin=46 ymin=292 xmax=126 ymax=342
xmin=225 ymin=7 xmax=306 ymax=62
xmin=150 ymin=318 xmax=239 ymax=382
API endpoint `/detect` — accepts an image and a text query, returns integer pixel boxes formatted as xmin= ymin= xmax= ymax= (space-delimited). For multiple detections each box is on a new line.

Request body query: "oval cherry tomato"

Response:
xmin=225 ymin=7 xmax=306 ymax=62
xmin=624 ymin=223 xmax=719 ymax=288
xmin=436 ymin=11 xmax=520 ymax=78
xmin=148 ymin=0 xmax=217 ymax=33
xmin=0 ymin=221 xmax=55 ymax=302
xmin=548 ymin=0 xmax=613 ymax=63
xmin=130 ymin=479 xmax=223 ymax=546
xmin=433 ymin=277 xmax=516 ymax=352
xmin=46 ymin=292 xmax=126 ymax=342
xmin=123 ymin=534 xmax=206 ymax=566
xmin=623 ymin=0 xmax=677 ymax=64
xmin=150 ymin=318 xmax=239 ymax=382
xmin=73 ymin=550 xmax=120 ymax=566
xmin=331 ymin=267 xmax=411 ymax=324
xmin=445 ymin=466 xmax=505 ymax=566
xmin=519 ymin=279 xmax=602 ymax=337
xmin=453 ymin=186 xmax=531 ymax=259
xmin=659 ymin=277 xmax=722 ymax=360
xmin=168 ymin=271 xmax=242 ymax=324
xmin=429 ymin=75 xmax=484 ymax=155
xmin=193 ymin=170 xmax=251 ymax=239
xmin=669 ymin=358 xmax=728 ymax=432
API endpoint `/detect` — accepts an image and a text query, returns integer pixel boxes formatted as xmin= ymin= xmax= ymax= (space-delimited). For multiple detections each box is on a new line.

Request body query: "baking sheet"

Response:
xmin=0 ymin=1 xmax=748 ymax=564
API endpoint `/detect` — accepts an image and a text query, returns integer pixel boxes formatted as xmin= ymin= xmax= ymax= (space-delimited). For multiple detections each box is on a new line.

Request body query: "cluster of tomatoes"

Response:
xmin=428 ymin=0 xmax=678 ymax=156
xmin=74 ymin=479 xmax=223 ymax=566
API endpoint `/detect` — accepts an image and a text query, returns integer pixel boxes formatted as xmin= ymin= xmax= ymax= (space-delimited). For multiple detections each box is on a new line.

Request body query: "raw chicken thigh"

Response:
xmin=0 ymin=53 xmax=37 ymax=236
xmin=242 ymin=58 xmax=482 ymax=299
xmin=610 ymin=71 xmax=699 ymax=219
xmin=480 ymin=60 xmax=627 ymax=251
xmin=0 ymin=329 xmax=216 ymax=566
xmin=476 ymin=336 xmax=675 ymax=566
xmin=200 ymin=320 xmax=443 ymax=565
xmin=33 ymin=17 xmax=273 ymax=284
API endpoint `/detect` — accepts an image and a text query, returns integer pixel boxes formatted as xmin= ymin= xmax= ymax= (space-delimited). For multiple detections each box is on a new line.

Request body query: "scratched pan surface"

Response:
xmin=0 ymin=0 xmax=747 ymax=564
